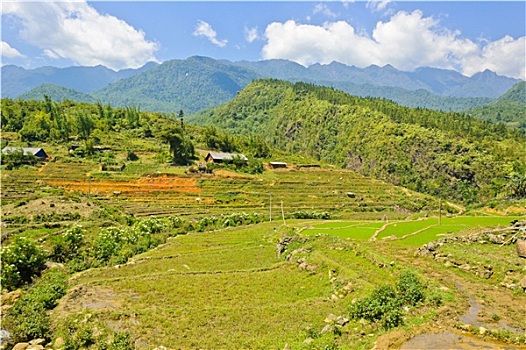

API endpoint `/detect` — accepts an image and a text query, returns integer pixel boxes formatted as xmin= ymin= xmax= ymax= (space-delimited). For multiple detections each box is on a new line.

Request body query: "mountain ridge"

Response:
xmin=2 ymin=56 xmax=522 ymax=114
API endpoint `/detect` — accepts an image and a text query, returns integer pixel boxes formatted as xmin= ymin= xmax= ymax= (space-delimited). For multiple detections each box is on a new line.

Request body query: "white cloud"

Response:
xmin=461 ymin=36 xmax=525 ymax=80
xmin=2 ymin=1 xmax=158 ymax=70
xmin=366 ymin=0 xmax=391 ymax=13
xmin=1 ymin=41 xmax=25 ymax=58
xmin=261 ymin=10 xmax=526 ymax=79
xmin=244 ymin=26 xmax=259 ymax=43
xmin=341 ymin=0 xmax=355 ymax=10
xmin=193 ymin=20 xmax=228 ymax=48
xmin=313 ymin=4 xmax=338 ymax=19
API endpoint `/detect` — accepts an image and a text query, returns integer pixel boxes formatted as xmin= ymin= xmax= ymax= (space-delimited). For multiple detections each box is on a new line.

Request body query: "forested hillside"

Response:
xmin=91 ymin=56 xmax=258 ymax=113
xmin=468 ymin=82 xmax=526 ymax=133
xmin=18 ymin=83 xmax=96 ymax=104
xmin=193 ymin=79 xmax=526 ymax=203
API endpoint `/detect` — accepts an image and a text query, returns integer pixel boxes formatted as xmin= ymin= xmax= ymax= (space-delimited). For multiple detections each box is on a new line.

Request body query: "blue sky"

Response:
xmin=2 ymin=1 xmax=525 ymax=79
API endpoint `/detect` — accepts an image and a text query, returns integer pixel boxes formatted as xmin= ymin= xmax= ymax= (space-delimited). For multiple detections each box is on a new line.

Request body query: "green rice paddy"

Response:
xmin=301 ymin=216 xmax=521 ymax=245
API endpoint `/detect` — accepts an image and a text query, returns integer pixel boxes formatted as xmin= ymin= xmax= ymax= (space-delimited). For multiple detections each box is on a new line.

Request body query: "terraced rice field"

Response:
xmin=4 ymin=159 xmax=438 ymax=218
xmin=301 ymin=216 xmax=522 ymax=245
xmin=65 ymin=223 xmax=355 ymax=349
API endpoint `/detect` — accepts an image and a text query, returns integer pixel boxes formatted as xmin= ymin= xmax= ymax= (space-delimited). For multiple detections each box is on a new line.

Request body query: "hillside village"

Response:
xmin=0 ymin=79 xmax=525 ymax=350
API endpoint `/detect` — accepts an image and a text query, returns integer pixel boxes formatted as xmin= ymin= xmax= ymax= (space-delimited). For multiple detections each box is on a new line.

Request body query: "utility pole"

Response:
xmin=438 ymin=198 xmax=442 ymax=225
xmin=281 ymin=200 xmax=286 ymax=225
xmin=269 ymin=193 xmax=272 ymax=222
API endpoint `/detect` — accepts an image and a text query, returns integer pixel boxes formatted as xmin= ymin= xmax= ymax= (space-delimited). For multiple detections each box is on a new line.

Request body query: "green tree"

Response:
xmin=159 ymin=126 xmax=195 ymax=165
xmin=76 ymin=111 xmax=95 ymax=140
xmin=506 ymin=172 xmax=526 ymax=198
xmin=1 ymin=237 xmax=47 ymax=291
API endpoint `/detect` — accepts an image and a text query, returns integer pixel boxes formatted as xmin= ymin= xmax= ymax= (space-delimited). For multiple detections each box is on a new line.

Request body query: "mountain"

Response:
xmin=0 ymin=62 xmax=158 ymax=98
xmin=467 ymin=82 xmax=526 ymax=132
xmin=17 ymin=83 xmax=96 ymax=103
xmin=233 ymin=60 xmax=519 ymax=98
xmin=91 ymin=56 xmax=258 ymax=113
xmin=3 ymin=57 xmax=521 ymax=114
xmin=496 ymin=81 xmax=526 ymax=104
xmin=89 ymin=57 xmax=519 ymax=113
xmin=191 ymin=79 xmax=525 ymax=203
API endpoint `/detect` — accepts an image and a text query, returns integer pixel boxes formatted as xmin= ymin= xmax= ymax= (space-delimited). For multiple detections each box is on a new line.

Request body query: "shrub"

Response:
xmin=397 ymin=270 xmax=425 ymax=306
xmin=0 ymin=237 xmax=47 ymax=291
xmin=126 ymin=150 xmax=139 ymax=161
xmin=3 ymin=268 xmax=68 ymax=342
xmin=4 ymin=297 xmax=50 ymax=342
xmin=292 ymin=211 xmax=331 ymax=220
xmin=349 ymin=271 xmax=427 ymax=330
xmin=108 ymin=332 xmax=133 ymax=350
xmin=51 ymin=226 xmax=85 ymax=263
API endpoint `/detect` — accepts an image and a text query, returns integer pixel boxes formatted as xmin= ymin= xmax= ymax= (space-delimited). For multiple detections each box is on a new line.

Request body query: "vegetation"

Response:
xmin=3 ymin=268 xmax=68 ymax=342
xmin=1 ymin=92 xmax=524 ymax=349
xmin=468 ymin=82 xmax=526 ymax=133
xmin=8 ymin=57 xmax=519 ymax=115
xmin=193 ymin=79 xmax=526 ymax=203
xmin=1 ymin=237 xmax=47 ymax=291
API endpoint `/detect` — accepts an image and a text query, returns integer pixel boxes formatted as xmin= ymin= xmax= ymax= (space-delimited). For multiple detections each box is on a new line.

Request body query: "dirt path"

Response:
xmin=401 ymin=331 xmax=522 ymax=350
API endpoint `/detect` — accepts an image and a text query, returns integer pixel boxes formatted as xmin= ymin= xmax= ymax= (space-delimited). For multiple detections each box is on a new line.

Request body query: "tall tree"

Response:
xmin=159 ymin=126 xmax=194 ymax=165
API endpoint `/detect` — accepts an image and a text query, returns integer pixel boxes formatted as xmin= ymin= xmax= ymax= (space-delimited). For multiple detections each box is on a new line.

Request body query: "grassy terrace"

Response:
xmin=2 ymin=156 xmax=439 ymax=220
xmin=2 ymin=145 xmax=525 ymax=349
xmin=62 ymin=213 xmax=526 ymax=349
xmin=66 ymin=224 xmax=342 ymax=348
xmin=301 ymin=216 xmax=522 ymax=245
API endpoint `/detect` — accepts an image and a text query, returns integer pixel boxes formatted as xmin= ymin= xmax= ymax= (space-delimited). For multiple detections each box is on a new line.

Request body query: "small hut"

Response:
xmin=1 ymin=146 xmax=49 ymax=161
xmin=205 ymin=151 xmax=248 ymax=165
xmin=269 ymin=162 xmax=287 ymax=169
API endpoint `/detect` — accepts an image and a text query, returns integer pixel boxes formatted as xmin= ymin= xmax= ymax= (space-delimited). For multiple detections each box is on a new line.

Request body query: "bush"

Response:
xmin=397 ymin=270 xmax=425 ymax=306
xmin=108 ymin=332 xmax=134 ymax=350
xmin=349 ymin=271 xmax=427 ymax=330
xmin=3 ymin=268 xmax=68 ymax=342
xmin=292 ymin=211 xmax=331 ymax=220
xmin=0 ymin=237 xmax=47 ymax=291
xmin=4 ymin=297 xmax=50 ymax=342
xmin=51 ymin=226 xmax=85 ymax=263
xmin=126 ymin=150 xmax=139 ymax=161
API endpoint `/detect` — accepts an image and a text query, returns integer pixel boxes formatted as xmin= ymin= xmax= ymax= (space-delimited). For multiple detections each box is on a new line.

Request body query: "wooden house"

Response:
xmin=2 ymin=146 xmax=49 ymax=161
xmin=205 ymin=151 xmax=248 ymax=165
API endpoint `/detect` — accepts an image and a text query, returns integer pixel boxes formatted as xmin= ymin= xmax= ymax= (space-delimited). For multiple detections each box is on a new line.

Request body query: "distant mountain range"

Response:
xmin=1 ymin=62 xmax=158 ymax=98
xmin=2 ymin=56 xmax=522 ymax=114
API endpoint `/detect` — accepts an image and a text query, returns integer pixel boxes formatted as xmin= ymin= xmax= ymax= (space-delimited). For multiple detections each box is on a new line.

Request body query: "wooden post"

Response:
xmin=88 ymin=177 xmax=91 ymax=200
xmin=438 ymin=198 xmax=442 ymax=225
xmin=281 ymin=200 xmax=286 ymax=225
xmin=269 ymin=193 xmax=272 ymax=222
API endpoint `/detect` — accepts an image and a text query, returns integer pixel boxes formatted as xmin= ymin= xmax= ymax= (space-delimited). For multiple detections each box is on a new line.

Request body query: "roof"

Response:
xmin=206 ymin=151 xmax=248 ymax=161
xmin=2 ymin=146 xmax=48 ymax=157
xmin=270 ymin=162 xmax=287 ymax=165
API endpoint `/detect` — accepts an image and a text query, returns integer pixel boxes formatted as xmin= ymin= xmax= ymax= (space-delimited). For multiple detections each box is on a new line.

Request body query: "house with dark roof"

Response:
xmin=205 ymin=151 xmax=248 ymax=165
xmin=269 ymin=162 xmax=287 ymax=169
xmin=2 ymin=146 xmax=49 ymax=161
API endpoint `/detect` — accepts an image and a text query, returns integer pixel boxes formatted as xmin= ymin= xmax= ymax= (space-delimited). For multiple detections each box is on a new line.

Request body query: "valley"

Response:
xmin=1 ymin=81 xmax=525 ymax=350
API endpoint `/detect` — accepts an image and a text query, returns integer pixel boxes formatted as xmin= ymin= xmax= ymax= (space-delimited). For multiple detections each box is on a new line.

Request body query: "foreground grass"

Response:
xmin=57 ymin=217 xmax=522 ymax=349
xmin=65 ymin=224 xmax=342 ymax=348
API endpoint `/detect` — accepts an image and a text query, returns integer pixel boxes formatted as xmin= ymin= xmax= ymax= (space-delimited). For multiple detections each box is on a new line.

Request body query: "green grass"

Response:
xmin=397 ymin=216 xmax=521 ymax=246
xmin=69 ymin=224 xmax=353 ymax=348
xmin=299 ymin=216 xmax=523 ymax=246
xmin=302 ymin=221 xmax=385 ymax=240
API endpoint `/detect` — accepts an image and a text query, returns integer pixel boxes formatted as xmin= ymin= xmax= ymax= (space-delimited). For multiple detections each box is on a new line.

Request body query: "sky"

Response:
xmin=1 ymin=1 xmax=525 ymax=79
